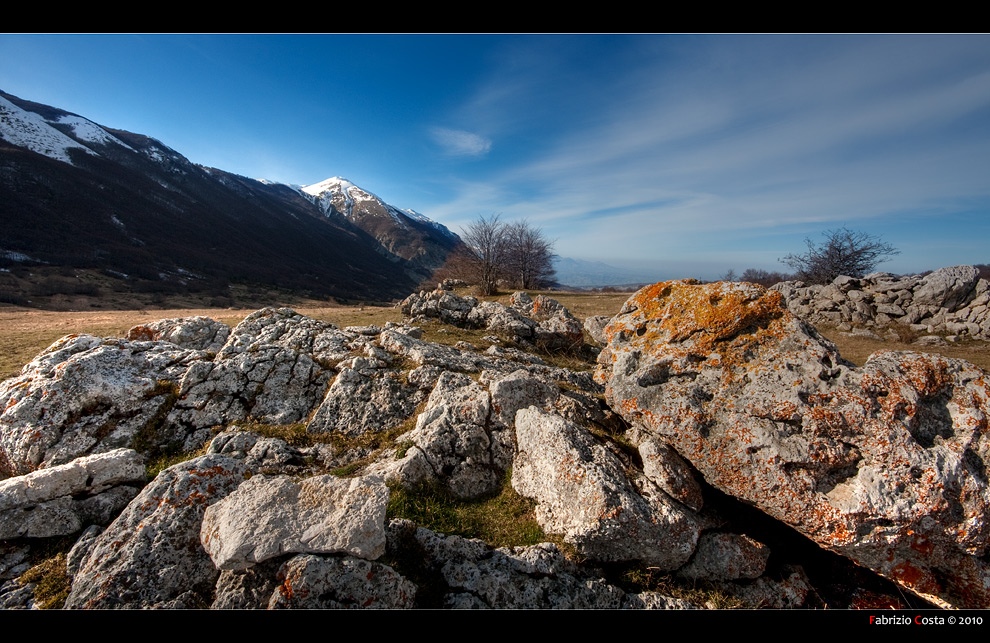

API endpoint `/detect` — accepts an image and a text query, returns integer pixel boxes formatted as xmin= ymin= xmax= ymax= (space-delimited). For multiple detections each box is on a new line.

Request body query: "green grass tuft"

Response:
xmin=386 ymin=470 xmax=561 ymax=550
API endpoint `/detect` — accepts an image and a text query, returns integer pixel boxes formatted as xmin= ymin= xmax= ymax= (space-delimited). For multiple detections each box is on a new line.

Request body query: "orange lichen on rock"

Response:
xmin=596 ymin=279 xmax=990 ymax=609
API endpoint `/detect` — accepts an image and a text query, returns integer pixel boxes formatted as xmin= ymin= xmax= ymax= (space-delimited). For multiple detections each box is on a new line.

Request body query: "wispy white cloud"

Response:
xmin=427 ymin=35 xmax=990 ymax=276
xmin=429 ymin=127 xmax=492 ymax=157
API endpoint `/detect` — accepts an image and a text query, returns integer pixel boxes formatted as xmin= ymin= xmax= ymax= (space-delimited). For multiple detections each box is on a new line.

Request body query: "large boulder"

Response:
xmin=164 ymin=308 xmax=342 ymax=432
xmin=64 ymin=454 xmax=247 ymax=609
xmin=512 ymin=406 xmax=701 ymax=569
xmin=912 ymin=265 xmax=980 ymax=310
xmin=0 ymin=335 xmax=206 ymax=475
xmin=595 ymin=279 xmax=990 ymax=608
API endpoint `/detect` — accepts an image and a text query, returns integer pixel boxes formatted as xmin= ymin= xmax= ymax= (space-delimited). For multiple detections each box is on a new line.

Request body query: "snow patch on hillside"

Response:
xmin=57 ymin=114 xmax=133 ymax=150
xmin=0 ymin=96 xmax=97 ymax=165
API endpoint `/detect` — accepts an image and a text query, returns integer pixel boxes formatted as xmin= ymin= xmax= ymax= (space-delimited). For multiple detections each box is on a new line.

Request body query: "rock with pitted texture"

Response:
xmin=0 ymin=448 xmax=144 ymax=539
xmin=596 ymin=279 xmax=990 ymax=608
xmin=512 ymin=406 xmax=702 ymax=569
xmin=385 ymin=519 xmax=696 ymax=609
xmin=0 ymin=334 xmax=206 ymax=476
xmin=64 ymin=454 xmax=247 ymax=609
xmin=127 ymin=316 xmax=231 ymax=353
xmin=268 ymin=554 xmax=416 ymax=609
xmin=164 ymin=308 xmax=342 ymax=432
xmin=200 ymin=473 xmax=389 ymax=570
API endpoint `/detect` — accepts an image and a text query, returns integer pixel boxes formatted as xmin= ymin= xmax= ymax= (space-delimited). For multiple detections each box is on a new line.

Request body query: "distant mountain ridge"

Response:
xmin=552 ymin=256 xmax=657 ymax=288
xmin=0 ymin=90 xmax=462 ymax=304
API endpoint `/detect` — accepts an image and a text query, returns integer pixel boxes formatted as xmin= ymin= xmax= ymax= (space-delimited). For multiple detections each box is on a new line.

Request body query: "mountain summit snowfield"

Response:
xmin=301 ymin=177 xmax=457 ymax=240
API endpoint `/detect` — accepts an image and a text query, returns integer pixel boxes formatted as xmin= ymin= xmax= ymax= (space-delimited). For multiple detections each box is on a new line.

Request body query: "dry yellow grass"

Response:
xmin=0 ymin=302 xmax=403 ymax=381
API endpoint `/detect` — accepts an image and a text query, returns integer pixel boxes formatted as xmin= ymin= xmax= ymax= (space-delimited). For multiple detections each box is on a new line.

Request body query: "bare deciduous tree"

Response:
xmin=504 ymin=219 xmax=556 ymax=290
xmin=461 ymin=214 xmax=508 ymax=296
xmin=740 ymin=268 xmax=791 ymax=288
xmin=459 ymin=214 xmax=556 ymax=295
xmin=780 ymin=228 xmax=899 ymax=284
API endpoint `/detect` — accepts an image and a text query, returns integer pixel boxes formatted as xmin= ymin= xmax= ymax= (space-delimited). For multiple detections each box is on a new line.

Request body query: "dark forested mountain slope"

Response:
xmin=0 ymin=90 xmax=459 ymax=304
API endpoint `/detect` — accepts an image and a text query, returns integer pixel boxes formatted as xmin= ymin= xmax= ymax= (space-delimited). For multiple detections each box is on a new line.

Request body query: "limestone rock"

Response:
xmin=913 ymin=265 xmax=980 ymax=310
xmin=677 ymin=532 xmax=770 ymax=581
xmin=268 ymin=554 xmax=415 ymax=609
xmin=165 ymin=308 xmax=341 ymax=431
xmin=584 ymin=315 xmax=612 ymax=346
xmin=387 ymin=519 xmax=670 ymax=609
xmin=512 ymin=406 xmax=701 ymax=569
xmin=378 ymin=371 xmax=502 ymax=498
xmin=307 ymin=366 xmax=425 ymax=437
xmin=64 ymin=454 xmax=247 ymax=609
xmin=596 ymin=279 xmax=990 ymax=608
xmin=201 ymin=473 xmax=389 ymax=570
xmin=638 ymin=438 xmax=704 ymax=512
xmin=0 ymin=335 xmax=205 ymax=475
xmin=127 ymin=316 xmax=230 ymax=353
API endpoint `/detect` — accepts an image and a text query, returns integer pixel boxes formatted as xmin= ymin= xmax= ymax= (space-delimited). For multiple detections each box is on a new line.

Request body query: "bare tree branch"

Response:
xmin=780 ymin=228 xmax=899 ymax=284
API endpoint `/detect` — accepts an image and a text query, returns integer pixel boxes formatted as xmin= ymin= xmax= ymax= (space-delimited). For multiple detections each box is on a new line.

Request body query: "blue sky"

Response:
xmin=2 ymin=34 xmax=988 ymax=281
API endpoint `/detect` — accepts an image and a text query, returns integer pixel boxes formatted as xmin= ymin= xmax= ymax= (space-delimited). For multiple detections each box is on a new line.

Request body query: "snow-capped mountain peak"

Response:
xmin=299 ymin=177 xmax=455 ymax=239
xmin=300 ymin=176 xmax=400 ymax=223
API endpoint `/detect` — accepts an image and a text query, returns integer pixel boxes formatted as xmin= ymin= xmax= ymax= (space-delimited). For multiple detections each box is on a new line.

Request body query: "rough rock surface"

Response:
xmin=512 ymin=406 xmax=702 ymax=569
xmin=0 ymin=448 xmax=144 ymax=539
xmin=127 ymin=316 xmax=231 ymax=353
xmin=385 ymin=519 xmax=696 ymax=609
xmin=267 ymin=554 xmax=416 ymax=609
xmin=307 ymin=366 xmax=425 ymax=437
xmin=0 ymin=335 xmax=205 ymax=475
xmin=596 ymin=279 xmax=990 ymax=608
xmin=201 ymin=473 xmax=389 ymax=570
xmin=401 ymin=288 xmax=584 ymax=351
xmin=376 ymin=371 xmax=503 ymax=498
xmin=772 ymin=265 xmax=989 ymax=339
xmin=164 ymin=308 xmax=339 ymax=433
xmin=6 ymin=291 xmax=983 ymax=610
xmin=64 ymin=454 xmax=247 ymax=609
xmin=677 ymin=532 xmax=770 ymax=581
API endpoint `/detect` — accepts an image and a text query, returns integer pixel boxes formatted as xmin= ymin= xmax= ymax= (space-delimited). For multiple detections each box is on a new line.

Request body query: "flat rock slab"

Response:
xmin=0 ymin=448 xmax=144 ymax=539
xmin=201 ymin=473 xmax=389 ymax=570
